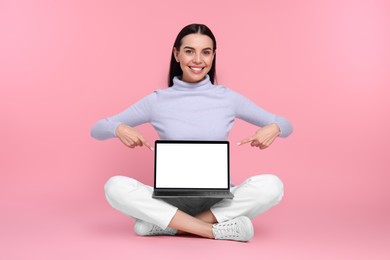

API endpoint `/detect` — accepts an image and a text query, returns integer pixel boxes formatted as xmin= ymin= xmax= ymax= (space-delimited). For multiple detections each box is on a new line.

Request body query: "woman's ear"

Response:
xmin=173 ymin=47 xmax=179 ymax=62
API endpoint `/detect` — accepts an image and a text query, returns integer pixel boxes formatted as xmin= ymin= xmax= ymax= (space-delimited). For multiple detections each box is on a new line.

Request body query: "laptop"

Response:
xmin=152 ymin=140 xmax=234 ymax=199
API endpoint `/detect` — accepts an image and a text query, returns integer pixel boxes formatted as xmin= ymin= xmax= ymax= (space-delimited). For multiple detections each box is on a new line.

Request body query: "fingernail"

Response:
xmin=237 ymin=142 xmax=241 ymax=146
xmin=150 ymin=147 xmax=154 ymax=151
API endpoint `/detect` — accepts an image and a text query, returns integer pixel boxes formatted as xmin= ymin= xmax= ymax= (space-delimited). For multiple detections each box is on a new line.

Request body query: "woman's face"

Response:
xmin=173 ymin=33 xmax=215 ymax=83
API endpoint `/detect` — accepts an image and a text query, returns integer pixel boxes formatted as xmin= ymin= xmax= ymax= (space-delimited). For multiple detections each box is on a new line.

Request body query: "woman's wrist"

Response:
xmin=273 ymin=123 xmax=281 ymax=136
xmin=115 ymin=123 xmax=126 ymax=137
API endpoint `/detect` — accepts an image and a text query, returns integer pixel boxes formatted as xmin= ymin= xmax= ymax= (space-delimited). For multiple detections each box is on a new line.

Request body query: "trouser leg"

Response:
xmin=210 ymin=174 xmax=284 ymax=223
xmin=104 ymin=175 xmax=178 ymax=229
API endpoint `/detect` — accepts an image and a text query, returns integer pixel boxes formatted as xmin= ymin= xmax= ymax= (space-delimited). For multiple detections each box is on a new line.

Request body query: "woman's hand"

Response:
xmin=115 ymin=124 xmax=153 ymax=151
xmin=238 ymin=123 xmax=280 ymax=150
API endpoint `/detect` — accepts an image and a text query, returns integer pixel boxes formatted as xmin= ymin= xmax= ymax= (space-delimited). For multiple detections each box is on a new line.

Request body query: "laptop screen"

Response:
xmin=154 ymin=141 xmax=229 ymax=189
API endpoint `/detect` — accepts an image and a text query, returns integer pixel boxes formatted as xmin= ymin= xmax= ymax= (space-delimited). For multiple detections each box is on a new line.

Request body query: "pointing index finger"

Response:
xmin=237 ymin=137 xmax=254 ymax=146
xmin=143 ymin=141 xmax=154 ymax=151
xmin=139 ymin=136 xmax=154 ymax=151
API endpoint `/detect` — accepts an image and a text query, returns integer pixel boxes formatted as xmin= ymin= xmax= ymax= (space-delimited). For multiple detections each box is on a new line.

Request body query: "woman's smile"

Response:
xmin=189 ymin=66 xmax=204 ymax=74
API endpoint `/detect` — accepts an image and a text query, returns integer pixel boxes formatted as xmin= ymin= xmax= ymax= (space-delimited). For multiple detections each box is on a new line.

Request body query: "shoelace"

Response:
xmin=214 ymin=221 xmax=240 ymax=239
xmin=149 ymin=225 xmax=164 ymax=234
xmin=149 ymin=224 xmax=175 ymax=235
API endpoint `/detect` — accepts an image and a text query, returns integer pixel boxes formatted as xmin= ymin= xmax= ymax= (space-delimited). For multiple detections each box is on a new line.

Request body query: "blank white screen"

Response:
xmin=156 ymin=143 xmax=228 ymax=188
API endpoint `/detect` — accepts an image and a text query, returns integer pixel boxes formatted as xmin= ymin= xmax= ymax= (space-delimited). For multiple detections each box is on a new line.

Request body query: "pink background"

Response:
xmin=1 ymin=0 xmax=389 ymax=259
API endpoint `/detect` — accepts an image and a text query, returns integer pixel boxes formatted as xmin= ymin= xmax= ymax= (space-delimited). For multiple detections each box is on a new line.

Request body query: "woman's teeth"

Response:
xmin=190 ymin=67 xmax=203 ymax=71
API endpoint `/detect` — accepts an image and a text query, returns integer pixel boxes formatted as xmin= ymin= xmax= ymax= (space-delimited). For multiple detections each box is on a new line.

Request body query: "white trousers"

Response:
xmin=104 ymin=174 xmax=284 ymax=229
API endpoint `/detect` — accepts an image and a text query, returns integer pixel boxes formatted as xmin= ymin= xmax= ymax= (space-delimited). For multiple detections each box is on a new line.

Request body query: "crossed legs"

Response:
xmin=168 ymin=210 xmax=216 ymax=238
xmin=104 ymin=174 xmax=284 ymax=239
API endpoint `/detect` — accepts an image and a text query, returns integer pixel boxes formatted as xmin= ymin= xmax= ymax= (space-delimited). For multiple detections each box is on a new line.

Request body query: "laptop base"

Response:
xmin=152 ymin=190 xmax=234 ymax=199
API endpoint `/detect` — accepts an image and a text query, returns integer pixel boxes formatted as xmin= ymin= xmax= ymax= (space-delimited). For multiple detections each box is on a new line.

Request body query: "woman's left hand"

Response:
xmin=238 ymin=123 xmax=281 ymax=150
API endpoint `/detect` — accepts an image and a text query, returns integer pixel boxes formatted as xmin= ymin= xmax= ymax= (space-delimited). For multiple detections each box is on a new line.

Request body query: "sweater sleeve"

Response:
xmin=231 ymin=90 xmax=293 ymax=137
xmin=90 ymin=93 xmax=155 ymax=140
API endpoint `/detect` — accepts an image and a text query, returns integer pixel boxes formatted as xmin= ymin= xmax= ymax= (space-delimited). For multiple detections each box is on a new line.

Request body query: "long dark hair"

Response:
xmin=168 ymin=24 xmax=217 ymax=87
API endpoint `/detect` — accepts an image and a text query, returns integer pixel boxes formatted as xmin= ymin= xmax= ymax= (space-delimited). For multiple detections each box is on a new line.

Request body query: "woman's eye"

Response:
xmin=203 ymin=51 xmax=211 ymax=55
xmin=185 ymin=50 xmax=193 ymax=54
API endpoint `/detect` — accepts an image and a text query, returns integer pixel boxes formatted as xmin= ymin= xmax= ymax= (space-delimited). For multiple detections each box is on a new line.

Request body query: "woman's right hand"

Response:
xmin=115 ymin=124 xmax=153 ymax=151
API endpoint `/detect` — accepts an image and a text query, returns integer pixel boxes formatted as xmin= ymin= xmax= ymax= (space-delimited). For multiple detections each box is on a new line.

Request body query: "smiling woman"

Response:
xmin=169 ymin=24 xmax=217 ymax=86
xmin=173 ymin=34 xmax=215 ymax=83
xmin=90 ymin=23 xmax=293 ymax=242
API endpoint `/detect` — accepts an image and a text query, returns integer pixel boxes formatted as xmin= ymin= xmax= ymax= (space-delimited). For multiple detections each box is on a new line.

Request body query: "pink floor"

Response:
xmin=1 ymin=185 xmax=389 ymax=260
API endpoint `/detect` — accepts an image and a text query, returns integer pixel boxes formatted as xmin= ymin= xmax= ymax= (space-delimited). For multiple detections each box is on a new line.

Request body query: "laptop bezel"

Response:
xmin=154 ymin=140 xmax=230 ymax=191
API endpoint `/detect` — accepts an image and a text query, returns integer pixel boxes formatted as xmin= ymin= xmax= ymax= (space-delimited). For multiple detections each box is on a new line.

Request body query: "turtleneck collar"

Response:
xmin=171 ymin=75 xmax=214 ymax=91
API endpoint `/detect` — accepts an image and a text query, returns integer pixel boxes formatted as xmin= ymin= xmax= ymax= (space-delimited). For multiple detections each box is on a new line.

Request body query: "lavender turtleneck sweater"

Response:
xmin=90 ymin=76 xmax=293 ymax=141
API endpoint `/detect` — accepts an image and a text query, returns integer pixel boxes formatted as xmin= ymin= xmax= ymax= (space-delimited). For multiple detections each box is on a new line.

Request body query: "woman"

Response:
xmin=91 ymin=24 xmax=293 ymax=242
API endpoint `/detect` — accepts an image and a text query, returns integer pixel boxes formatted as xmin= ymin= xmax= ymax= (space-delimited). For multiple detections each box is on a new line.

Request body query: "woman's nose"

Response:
xmin=193 ymin=53 xmax=201 ymax=63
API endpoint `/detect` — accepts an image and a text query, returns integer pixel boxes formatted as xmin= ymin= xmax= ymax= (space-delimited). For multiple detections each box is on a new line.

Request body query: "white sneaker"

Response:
xmin=212 ymin=216 xmax=254 ymax=242
xmin=133 ymin=220 xmax=177 ymax=236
